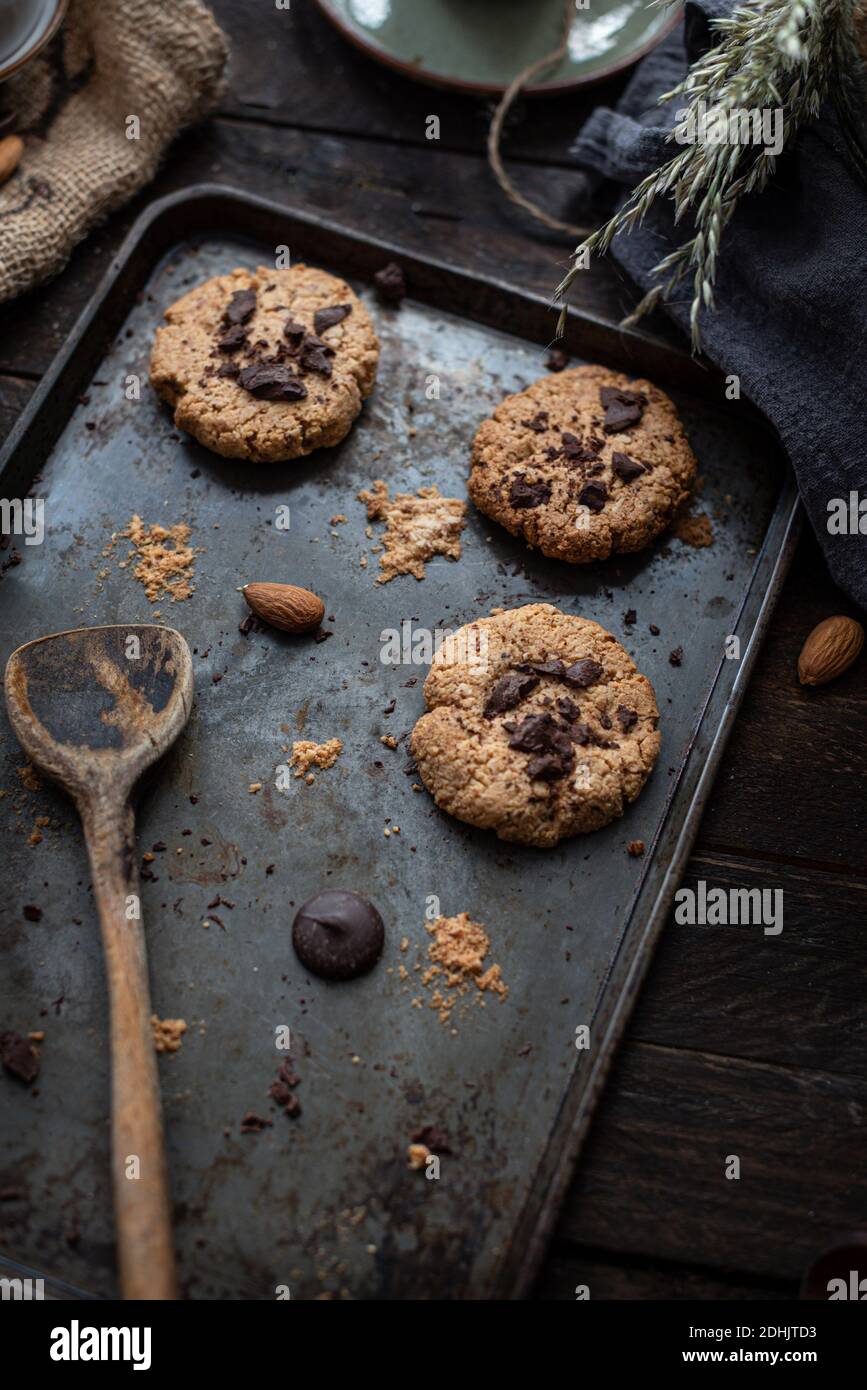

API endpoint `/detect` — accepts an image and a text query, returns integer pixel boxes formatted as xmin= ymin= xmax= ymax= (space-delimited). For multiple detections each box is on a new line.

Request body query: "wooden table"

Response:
xmin=2 ymin=1 xmax=864 ymax=1300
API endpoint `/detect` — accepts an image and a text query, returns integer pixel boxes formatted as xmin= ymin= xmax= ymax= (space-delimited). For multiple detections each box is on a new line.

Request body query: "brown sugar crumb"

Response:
xmin=150 ymin=1015 xmax=187 ymax=1054
xmin=122 ymin=514 xmax=197 ymax=602
xmin=358 ymin=479 xmax=466 ymax=583
xmin=16 ymin=764 xmax=42 ymax=792
xmin=423 ymin=913 xmax=509 ymax=1026
xmin=627 ymin=840 xmax=646 ymax=857
xmin=290 ymin=738 xmax=343 ymax=778
xmin=673 ymin=512 xmax=714 ymax=548
xmin=407 ymin=1143 xmax=429 ymax=1171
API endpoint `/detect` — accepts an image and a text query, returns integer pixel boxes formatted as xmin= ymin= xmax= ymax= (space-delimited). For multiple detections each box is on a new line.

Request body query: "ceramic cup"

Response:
xmin=0 ymin=0 xmax=67 ymax=82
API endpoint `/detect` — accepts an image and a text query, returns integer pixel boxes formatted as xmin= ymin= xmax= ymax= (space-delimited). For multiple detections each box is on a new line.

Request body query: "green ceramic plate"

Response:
xmin=313 ymin=0 xmax=681 ymax=95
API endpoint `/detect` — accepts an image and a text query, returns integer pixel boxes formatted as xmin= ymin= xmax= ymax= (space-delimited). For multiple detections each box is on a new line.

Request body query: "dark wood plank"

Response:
xmin=559 ymin=1040 xmax=867 ymax=1282
xmin=628 ymin=849 xmax=867 ymax=1079
xmin=696 ymin=527 xmax=867 ymax=871
xmin=533 ymin=1247 xmax=794 ymax=1300
xmin=213 ymin=0 xmax=629 ymax=167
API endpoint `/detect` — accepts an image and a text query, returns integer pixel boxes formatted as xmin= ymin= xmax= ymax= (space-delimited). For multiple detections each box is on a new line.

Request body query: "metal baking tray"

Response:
xmin=0 ymin=186 xmax=799 ymax=1300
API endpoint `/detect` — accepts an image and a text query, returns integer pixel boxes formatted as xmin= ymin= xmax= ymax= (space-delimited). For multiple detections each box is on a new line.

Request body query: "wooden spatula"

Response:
xmin=4 ymin=624 xmax=194 ymax=1300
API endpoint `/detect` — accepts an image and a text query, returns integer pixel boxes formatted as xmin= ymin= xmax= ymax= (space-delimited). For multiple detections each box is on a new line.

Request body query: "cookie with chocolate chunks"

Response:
xmin=468 ymin=365 xmax=696 ymax=562
xmin=149 ymin=264 xmax=379 ymax=462
xmin=411 ymin=603 xmax=660 ymax=847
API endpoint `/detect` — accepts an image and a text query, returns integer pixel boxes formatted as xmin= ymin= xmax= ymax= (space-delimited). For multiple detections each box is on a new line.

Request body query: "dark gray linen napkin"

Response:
xmin=572 ymin=1 xmax=867 ymax=608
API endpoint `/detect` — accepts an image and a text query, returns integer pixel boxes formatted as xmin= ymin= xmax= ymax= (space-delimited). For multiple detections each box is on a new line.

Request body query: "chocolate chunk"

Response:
xmin=373 ymin=261 xmax=406 ymax=304
xmin=508 ymin=714 xmax=575 ymax=781
xmin=617 ymin=705 xmax=638 ymax=731
xmin=600 ymin=386 xmax=645 ymax=433
xmin=0 ymin=1031 xmax=39 ymax=1085
xmin=238 ymin=363 xmax=308 ymax=401
xmin=577 ymin=481 xmax=607 ymax=513
xmin=517 ymin=659 xmax=566 ymax=679
xmin=223 ymin=287 xmax=257 ymax=326
xmin=292 ymin=890 xmax=384 ymax=981
xmin=599 ymin=712 xmax=613 ymax=730
xmin=669 ymin=646 xmax=684 ymax=667
xmin=556 ymin=696 xmax=581 ymax=721
xmin=563 ymin=658 xmax=604 ymax=688
xmin=623 ymin=609 xmax=637 ymax=626
xmin=561 ymin=432 xmax=600 ymax=464
xmin=217 ymin=324 xmax=249 ymax=352
xmin=649 ymin=623 xmax=660 ymax=636
xmin=283 ymin=318 xmax=306 ymax=350
xmin=526 ymin=753 xmax=570 ymax=782
xmin=269 ymin=1081 xmax=294 ymax=1107
xmin=545 ymin=348 xmax=569 ymax=372
xmin=569 ymin=721 xmax=593 ymax=745
xmin=483 ymin=673 xmax=538 ymax=718
xmin=298 ymin=334 xmax=335 ymax=376
xmin=508 ymin=712 xmax=567 ymax=753
xmin=276 ymin=1060 xmax=301 ymax=1088
xmin=314 ymin=304 xmax=352 ymax=334
xmin=22 ymin=905 xmax=42 ymax=922
xmin=521 ymin=411 xmax=549 ymax=433
xmin=240 ymin=1111 xmax=272 ymax=1134
xmin=217 ymin=362 xmax=240 ymax=379
xmin=612 ymin=452 xmax=647 ymax=483
xmin=411 ymin=1124 xmax=452 ymax=1154
xmin=509 ymin=475 xmax=551 ymax=509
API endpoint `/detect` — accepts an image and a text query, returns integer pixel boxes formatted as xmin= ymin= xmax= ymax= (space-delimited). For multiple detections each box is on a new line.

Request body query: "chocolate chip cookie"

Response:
xmin=410 ymin=603 xmax=660 ymax=848
xmin=149 ymin=264 xmax=379 ymax=462
xmin=468 ymin=365 xmax=696 ymax=563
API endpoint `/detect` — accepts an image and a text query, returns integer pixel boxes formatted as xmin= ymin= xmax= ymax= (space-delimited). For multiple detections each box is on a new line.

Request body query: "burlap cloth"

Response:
xmin=0 ymin=0 xmax=227 ymax=304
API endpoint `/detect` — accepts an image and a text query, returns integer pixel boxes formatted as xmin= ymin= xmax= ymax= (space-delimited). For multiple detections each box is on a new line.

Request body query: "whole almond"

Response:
xmin=797 ymin=615 xmax=864 ymax=686
xmin=241 ymin=582 xmax=324 ymax=634
xmin=0 ymin=135 xmax=23 ymax=186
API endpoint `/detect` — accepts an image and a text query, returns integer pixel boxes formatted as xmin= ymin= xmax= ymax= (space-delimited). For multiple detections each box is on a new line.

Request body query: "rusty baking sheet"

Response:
xmin=0 ymin=187 xmax=799 ymax=1299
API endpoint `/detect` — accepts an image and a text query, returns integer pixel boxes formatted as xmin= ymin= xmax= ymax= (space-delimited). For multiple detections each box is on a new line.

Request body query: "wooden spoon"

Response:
xmin=4 ymin=624 xmax=194 ymax=1300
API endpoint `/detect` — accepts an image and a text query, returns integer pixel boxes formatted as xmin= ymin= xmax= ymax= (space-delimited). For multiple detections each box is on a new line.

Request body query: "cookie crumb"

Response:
xmin=673 ymin=512 xmax=714 ymax=548
xmin=627 ymin=840 xmax=645 ymax=857
xmin=407 ymin=1143 xmax=429 ymax=1171
xmin=151 ymin=1015 xmax=187 ymax=1054
xmin=289 ymin=738 xmax=343 ymax=778
xmin=121 ymin=515 xmax=197 ymax=602
xmin=358 ymin=479 xmax=465 ymax=583
xmin=421 ymin=913 xmax=508 ymax=1027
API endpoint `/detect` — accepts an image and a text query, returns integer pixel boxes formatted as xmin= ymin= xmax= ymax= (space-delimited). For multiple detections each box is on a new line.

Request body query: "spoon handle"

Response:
xmin=81 ymin=793 xmax=177 ymax=1300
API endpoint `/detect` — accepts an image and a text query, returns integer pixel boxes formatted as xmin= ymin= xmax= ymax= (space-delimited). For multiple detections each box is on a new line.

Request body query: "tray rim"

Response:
xmin=0 ymin=183 xmax=802 ymax=1301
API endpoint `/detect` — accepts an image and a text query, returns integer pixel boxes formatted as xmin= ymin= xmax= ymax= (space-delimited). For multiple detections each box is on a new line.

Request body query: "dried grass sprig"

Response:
xmin=555 ymin=0 xmax=851 ymax=352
